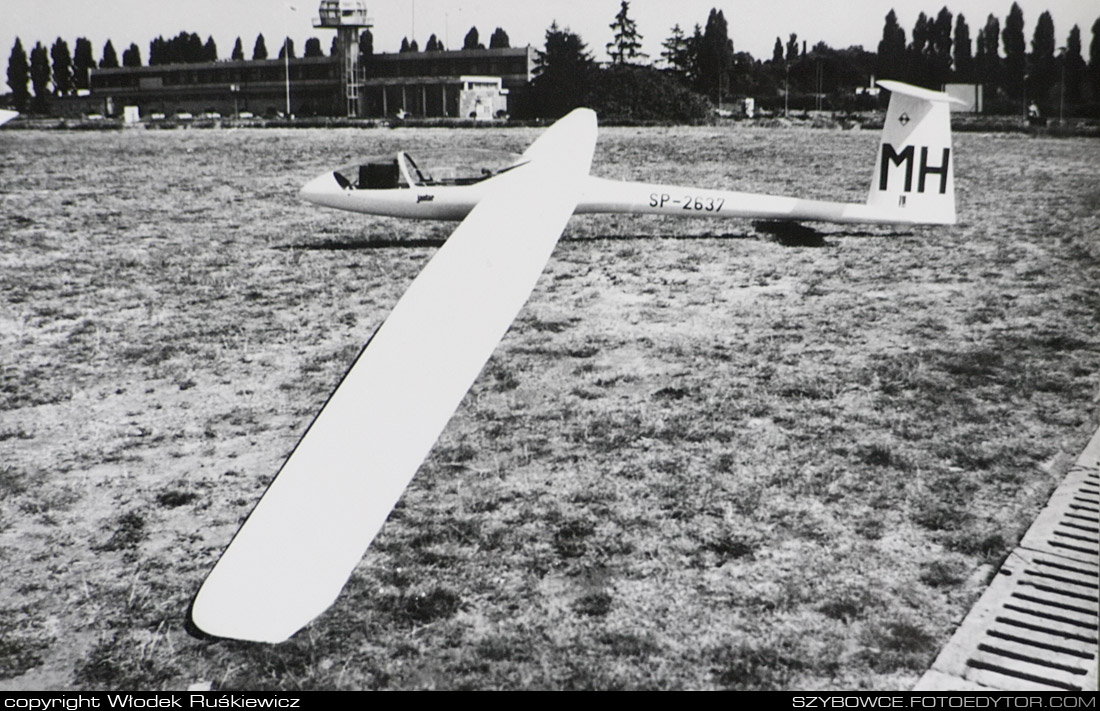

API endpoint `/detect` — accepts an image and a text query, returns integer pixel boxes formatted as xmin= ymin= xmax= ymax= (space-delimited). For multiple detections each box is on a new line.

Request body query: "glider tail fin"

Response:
xmin=867 ymin=81 xmax=962 ymax=225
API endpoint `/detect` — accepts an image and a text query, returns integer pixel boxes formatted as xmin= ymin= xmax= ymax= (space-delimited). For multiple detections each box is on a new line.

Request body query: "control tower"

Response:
xmin=315 ymin=0 xmax=372 ymax=117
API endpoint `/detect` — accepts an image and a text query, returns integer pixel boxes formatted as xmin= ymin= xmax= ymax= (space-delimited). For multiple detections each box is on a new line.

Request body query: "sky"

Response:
xmin=3 ymin=0 xmax=1097 ymax=69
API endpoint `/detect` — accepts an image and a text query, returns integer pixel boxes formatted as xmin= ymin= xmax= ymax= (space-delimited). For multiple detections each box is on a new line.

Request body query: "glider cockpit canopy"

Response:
xmin=333 ymin=149 xmax=525 ymax=191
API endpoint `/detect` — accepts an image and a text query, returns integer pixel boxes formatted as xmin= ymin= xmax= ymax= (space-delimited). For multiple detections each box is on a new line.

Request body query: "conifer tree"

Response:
xmin=533 ymin=21 xmax=594 ymax=117
xmin=908 ymin=12 xmax=932 ymax=87
xmin=464 ymin=27 xmax=483 ymax=50
xmin=232 ymin=37 xmax=245 ymax=60
xmin=489 ymin=28 xmax=510 ymax=49
xmin=303 ymin=38 xmax=324 ymax=58
xmin=72 ymin=37 xmax=95 ymax=91
xmin=930 ymin=7 xmax=954 ymax=85
xmin=7 ymin=38 xmax=30 ymax=111
xmin=30 ymin=42 xmax=51 ymax=112
xmin=954 ymin=14 xmax=973 ymax=82
xmin=253 ymin=34 xmax=268 ymax=60
xmin=1063 ymin=25 xmax=1085 ymax=105
xmin=122 ymin=43 xmax=142 ymax=67
xmin=877 ymin=10 xmax=906 ymax=80
xmin=1028 ymin=10 xmax=1056 ymax=104
xmin=975 ymin=14 xmax=1001 ymax=90
xmin=100 ymin=40 xmax=119 ymax=69
xmin=694 ymin=8 xmax=732 ymax=101
xmin=661 ymin=24 xmax=691 ymax=74
xmin=606 ymin=1 xmax=646 ymax=65
xmin=50 ymin=38 xmax=73 ymax=95
xmin=1002 ymin=2 xmax=1026 ymax=99
xmin=1091 ymin=17 xmax=1100 ymax=103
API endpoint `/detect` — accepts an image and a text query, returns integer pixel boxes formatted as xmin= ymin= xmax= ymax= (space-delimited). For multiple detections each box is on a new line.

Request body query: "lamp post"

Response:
xmin=1057 ymin=46 xmax=1066 ymax=126
xmin=784 ymin=61 xmax=789 ymax=118
xmin=284 ymin=3 xmax=297 ymax=119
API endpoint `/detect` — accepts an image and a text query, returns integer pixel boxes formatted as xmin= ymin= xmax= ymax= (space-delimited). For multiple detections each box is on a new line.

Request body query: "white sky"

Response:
xmin=3 ymin=0 xmax=1096 ymax=67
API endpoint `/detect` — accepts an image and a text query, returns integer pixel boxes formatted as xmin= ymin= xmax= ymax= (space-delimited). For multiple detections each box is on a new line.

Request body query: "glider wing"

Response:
xmin=190 ymin=108 xmax=598 ymax=643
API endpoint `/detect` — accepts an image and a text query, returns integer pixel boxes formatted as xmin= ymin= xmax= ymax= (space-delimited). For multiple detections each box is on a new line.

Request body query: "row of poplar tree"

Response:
xmin=530 ymin=1 xmax=1100 ymax=118
xmin=4 ymin=31 xmax=355 ymax=114
xmin=7 ymin=2 xmax=1100 ymax=119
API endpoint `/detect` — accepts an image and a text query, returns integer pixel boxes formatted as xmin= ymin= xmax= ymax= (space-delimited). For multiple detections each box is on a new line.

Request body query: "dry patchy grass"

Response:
xmin=0 ymin=124 xmax=1097 ymax=690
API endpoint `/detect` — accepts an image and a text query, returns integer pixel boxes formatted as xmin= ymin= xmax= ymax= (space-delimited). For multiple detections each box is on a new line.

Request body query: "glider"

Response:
xmin=190 ymin=81 xmax=960 ymax=643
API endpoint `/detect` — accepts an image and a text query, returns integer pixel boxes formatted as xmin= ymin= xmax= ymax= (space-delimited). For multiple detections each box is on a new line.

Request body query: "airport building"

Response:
xmin=70 ymin=1 xmax=534 ymax=120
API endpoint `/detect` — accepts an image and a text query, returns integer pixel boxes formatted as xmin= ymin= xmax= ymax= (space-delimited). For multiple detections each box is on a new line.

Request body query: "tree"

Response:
xmin=586 ymin=64 xmax=710 ymax=122
xmin=72 ymin=37 xmax=94 ymax=91
xmin=231 ymin=37 xmax=245 ymax=61
xmin=50 ymin=38 xmax=73 ymax=96
xmin=877 ymin=10 xmax=906 ymax=80
xmin=1092 ymin=17 xmax=1100 ymax=103
xmin=772 ymin=37 xmax=784 ymax=65
xmin=489 ymin=28 xmax=510 ymax=49
xmin=1028 ymin=10 xmax=1056 ymax=107
xmin=661 ymin=24 xmax=691 ymax=75
xmin=1063 ymin=25 xmax=1085 ymax=106
xmin=533 ymin=22 xmax=595 ymax=118
xmin=122 ymin=43 xmax=141 ymax=67
xmin=100 ymin=40 xmax=119 ymax=69
xmin=253 ymin=34 xmax=268 ymax=61
xmin=30 ymin=42 xmax=50 ymax=112
xmin=1002 ymin=2 xmax=1026 ymax=99
xmin=954 ymin=14 xmax=973 ymax=82
xmin=148 ymin=36 xmax=164 ymax=65
xmin=359 ymin=29 xmax=373 ymax=57
xmin=929 ymin=7 xmax=953 ymax=85
xmin=694 ymin=8 xmax=733 ymax=102
xmin=203 ymin=36 xmax=217 ymax=62
xmin=409 ymin=39 xmax=419 ymax=52
xmin=464 ymin=27 xmax=483 ymax=50
xmin=975 ymin=14 xmax=1001 ymax=90
xmin=7 ymin=39 xmax=30 ymax=111
xmin=278 ymin=38 xmax=295 ymax=60
xmin=425 ymin=34 xmax=442 ymax=52
xmin=303 ymin=37 xmax=324 ymax=58
xmin=908 ymin=12 xmax=932 ymax=88
xmin=150 ymin=32 xmax=206 ymax=65
xmin=786 ymin=32 xmax=799 ymax=62
xmin=606 ymin=1 xmax=646 ymax=65
xmin=400 ymin=37 xmax=411 ymax=53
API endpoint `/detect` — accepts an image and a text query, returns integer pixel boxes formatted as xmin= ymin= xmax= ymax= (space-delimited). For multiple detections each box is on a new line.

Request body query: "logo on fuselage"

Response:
xmin=417 ymin=194 xmax=435 ymax=203
xmin=878 ymin=143 xmax=950 ymax=194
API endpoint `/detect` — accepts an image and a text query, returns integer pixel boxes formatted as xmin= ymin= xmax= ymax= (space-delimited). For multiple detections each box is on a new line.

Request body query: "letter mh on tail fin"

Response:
xmin=867 ymin=81 xmax=965 ymax=225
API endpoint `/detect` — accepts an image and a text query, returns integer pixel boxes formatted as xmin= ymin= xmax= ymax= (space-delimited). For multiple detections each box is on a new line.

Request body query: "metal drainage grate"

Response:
xmin=916 ymin=427 xmax=1100 ymax=692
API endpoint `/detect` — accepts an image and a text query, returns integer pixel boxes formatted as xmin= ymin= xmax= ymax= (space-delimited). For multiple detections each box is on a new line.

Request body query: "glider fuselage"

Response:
xmin=300 ymin=171 xmax=943 ymax=226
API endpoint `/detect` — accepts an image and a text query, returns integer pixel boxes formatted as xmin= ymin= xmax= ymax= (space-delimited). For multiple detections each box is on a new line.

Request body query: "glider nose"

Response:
xmin=299 ymin=171 xmax=343 ymax=206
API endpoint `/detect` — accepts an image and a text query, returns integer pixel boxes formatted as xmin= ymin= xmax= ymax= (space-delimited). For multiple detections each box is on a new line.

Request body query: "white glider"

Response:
xmin=190 ymin=81 xmax=960 ymax=643
xmin=300 ymin=81 xmax=962 ymax=226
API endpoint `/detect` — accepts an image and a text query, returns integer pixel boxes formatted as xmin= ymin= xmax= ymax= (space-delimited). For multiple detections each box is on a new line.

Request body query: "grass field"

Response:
xmin=1 ymin=123 xmax=1098 ymax=690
